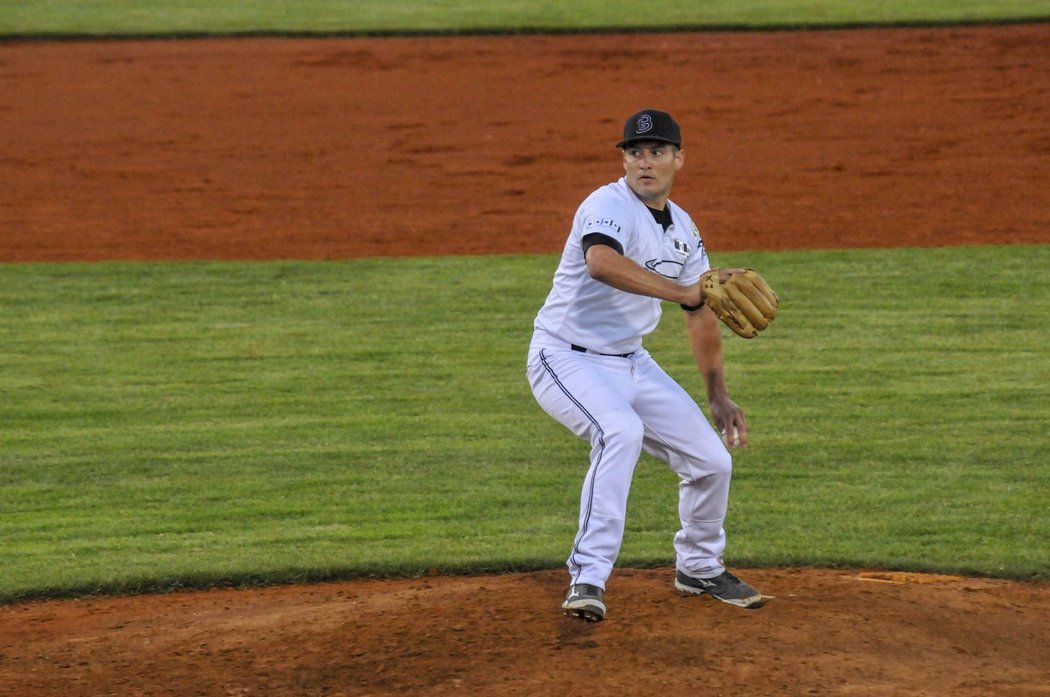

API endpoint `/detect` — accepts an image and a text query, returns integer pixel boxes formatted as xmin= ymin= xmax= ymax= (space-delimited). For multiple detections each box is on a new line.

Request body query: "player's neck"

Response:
xmin=631 ymin=189 xmax=669 ymax=211
xmin=646 ymin=203 xmax=673 ymax=231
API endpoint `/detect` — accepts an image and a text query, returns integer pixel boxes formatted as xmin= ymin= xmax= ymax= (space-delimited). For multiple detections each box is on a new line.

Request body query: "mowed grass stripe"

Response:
xmin=2 ymin=0 xmax=1050 ymax=36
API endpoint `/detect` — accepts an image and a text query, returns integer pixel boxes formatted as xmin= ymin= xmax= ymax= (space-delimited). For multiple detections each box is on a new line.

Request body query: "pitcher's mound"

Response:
xmin=3 ymin=567 xmax=1048 ymax=695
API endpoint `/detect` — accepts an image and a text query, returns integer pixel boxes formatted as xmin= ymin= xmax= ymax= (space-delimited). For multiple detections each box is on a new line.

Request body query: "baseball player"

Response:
xmin=526 ymin=109 xmax=772 ymax=622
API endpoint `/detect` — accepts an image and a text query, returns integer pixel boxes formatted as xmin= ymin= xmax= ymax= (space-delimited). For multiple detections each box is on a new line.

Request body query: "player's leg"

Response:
xmin=630 ymin=351 xmax=767 ymax=607
xmin=628 ymin=350 xmax=731 ymax=578
xmin=527 ymin=349 xmax=643 ymax=590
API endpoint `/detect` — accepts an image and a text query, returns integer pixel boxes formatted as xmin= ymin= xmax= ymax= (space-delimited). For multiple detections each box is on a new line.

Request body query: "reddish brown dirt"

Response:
xmin=2 ymin=24 xmax=1050 ymax=697
xmin=3 ymin=569 xmax=1049 ymax=696
xmin=2 ymin=24 xmax=1050 ymax=262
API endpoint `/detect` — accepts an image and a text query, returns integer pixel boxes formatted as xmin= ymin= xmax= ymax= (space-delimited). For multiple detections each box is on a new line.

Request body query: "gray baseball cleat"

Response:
xmin=562 ymin=583 xmax=606 ymax=622
xmin=675 ymin=569 xmax=770 ymax=608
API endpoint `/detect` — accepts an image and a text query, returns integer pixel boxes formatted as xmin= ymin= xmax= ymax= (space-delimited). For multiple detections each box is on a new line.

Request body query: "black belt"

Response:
xmin=571 ymin=344 xmax=634 ymax=359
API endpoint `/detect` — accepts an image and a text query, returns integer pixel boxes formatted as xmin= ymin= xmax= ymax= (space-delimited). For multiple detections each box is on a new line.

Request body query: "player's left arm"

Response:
xmin=684 ymin=306 xmax=747 ymax=447
xmin=585 ymin=243 xmax=703 ymax=307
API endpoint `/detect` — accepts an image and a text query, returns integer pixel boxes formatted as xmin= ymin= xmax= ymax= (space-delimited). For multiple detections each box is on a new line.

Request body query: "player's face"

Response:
xmin=623 ymin=141 xmax=684 ymax=207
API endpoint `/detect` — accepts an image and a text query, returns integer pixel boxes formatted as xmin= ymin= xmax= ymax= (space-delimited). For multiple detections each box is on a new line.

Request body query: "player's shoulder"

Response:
xmin=580 ymin=178 xmax=635 ymax=214
xmin=572 ymin=180 xmax=637 ymax=243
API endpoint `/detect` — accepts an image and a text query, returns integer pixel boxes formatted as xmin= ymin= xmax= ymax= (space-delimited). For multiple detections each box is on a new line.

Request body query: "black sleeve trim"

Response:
xmin=581 ymin=232 xmax=624 ymax=256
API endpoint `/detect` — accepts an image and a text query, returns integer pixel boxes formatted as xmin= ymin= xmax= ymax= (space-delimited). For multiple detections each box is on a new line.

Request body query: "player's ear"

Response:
xmin=675 ymin=147 xmax=685 ymax=170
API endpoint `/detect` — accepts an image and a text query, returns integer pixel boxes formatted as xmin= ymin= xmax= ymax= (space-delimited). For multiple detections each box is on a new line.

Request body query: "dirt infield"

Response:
xmin=4 ymin=569 xmax=1049 ymax=696
xmin=3 ymin=24 xmax=1050 ymax=262
xmin=2 ymin=23 xmax=1050 ymax=697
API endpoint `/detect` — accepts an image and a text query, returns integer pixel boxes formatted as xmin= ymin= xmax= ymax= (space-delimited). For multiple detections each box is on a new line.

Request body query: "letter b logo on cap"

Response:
xmin=636 ymin=114 xmax=654 ymax=134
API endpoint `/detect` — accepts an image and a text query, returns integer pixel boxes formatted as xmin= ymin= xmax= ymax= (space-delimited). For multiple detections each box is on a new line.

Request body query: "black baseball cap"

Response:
xmin=616 ymin=109 xmax=681 ymax=149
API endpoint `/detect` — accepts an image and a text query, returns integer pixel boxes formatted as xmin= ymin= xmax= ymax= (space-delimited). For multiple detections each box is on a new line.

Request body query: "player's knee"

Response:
xmin=600 ymin=411 xmax=645 ymax=448
xmin=710 ymin=448 xmax=733 ymax=478
xmin=680 ymin=446 xmax=732 ymax=483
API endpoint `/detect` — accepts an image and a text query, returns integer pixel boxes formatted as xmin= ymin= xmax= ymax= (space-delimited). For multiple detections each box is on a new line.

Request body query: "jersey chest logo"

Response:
xmin=645 ymin=258 xmax=684 ymax=278
xmin=644 ymin=235 xmax=692 ymax=278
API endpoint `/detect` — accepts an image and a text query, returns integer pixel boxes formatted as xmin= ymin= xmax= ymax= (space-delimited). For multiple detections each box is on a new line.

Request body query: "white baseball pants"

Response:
xmin=527 ymin=344 xmax=732 ymax=590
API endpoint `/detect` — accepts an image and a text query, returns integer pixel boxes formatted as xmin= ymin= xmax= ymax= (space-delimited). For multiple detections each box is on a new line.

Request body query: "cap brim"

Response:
xmin=616 ymin=136 xmax=680 ymax=148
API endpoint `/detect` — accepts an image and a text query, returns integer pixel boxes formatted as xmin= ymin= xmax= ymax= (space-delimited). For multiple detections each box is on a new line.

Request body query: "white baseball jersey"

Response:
xmin=532 ymin=177 xmax=709 ymax=355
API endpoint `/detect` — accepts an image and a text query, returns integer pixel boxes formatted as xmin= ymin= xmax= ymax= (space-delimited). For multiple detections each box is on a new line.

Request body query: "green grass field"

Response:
xmin=3 ymin=247 xmax=1048 ymax=602
xmin=1 ymin=0 xmax=1049 ymax=35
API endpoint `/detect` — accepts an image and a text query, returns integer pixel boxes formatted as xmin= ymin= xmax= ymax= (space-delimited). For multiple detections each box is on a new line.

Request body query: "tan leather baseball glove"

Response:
xmin=700 ymin=268 xmax=779 ymax=338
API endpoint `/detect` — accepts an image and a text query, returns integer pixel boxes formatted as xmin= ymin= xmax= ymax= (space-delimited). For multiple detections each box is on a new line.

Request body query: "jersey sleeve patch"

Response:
xmin=583 ymin=215 xmax=624 ymax=238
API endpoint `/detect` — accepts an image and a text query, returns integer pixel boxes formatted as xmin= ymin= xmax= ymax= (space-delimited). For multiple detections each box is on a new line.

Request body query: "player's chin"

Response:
xmin=630 ymin=177 xmax=663 ymax=198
